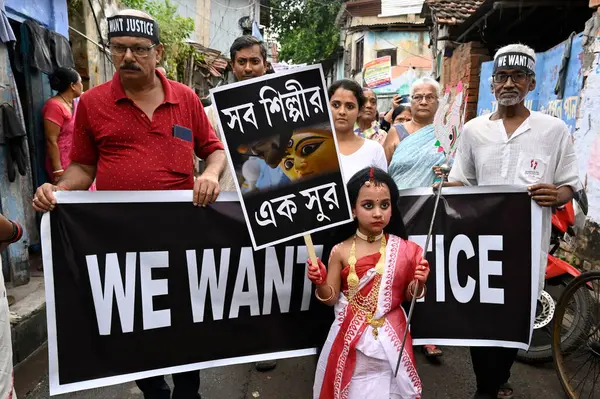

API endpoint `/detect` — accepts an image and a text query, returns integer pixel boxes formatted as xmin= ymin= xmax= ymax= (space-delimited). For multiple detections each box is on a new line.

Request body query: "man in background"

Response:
xmin=204 ymin=35 xmax=281 ymax=371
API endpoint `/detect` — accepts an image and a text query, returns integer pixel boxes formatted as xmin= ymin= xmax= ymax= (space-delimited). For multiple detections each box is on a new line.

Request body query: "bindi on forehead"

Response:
xmin=413 ymin=85 xmax=436 ymax=96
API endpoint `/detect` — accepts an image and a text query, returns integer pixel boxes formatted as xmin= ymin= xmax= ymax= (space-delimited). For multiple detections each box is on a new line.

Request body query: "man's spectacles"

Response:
xmin=109 ymin=44 xmax=157 ymax=57
xmin=493 ymin=72 xmax=531 ymax=84
xmin=412 ymin=95 xmax=438 ymax=103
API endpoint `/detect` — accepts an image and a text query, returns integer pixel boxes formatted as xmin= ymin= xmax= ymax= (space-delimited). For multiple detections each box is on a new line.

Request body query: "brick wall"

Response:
xmin=441 ymin=41 xmax=491 ymax=122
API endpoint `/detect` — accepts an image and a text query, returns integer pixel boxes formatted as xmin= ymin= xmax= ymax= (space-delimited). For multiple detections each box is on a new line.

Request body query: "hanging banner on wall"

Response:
xmin=364 ymin=56 xmax=392 ymax=89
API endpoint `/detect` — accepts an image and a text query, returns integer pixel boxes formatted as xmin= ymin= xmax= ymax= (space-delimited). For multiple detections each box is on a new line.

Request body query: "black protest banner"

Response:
xmin=398 ymin=186 xmax=541 ymax=347
xmin=42 ymin=191 xmax=335 ymax=395
xmin=42 ymin=187 xmax=540 ymax=394
xmin=210 ymin=65 xmax=352 ymax=250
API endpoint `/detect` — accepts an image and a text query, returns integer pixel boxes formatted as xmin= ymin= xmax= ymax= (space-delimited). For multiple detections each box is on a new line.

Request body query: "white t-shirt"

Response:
xmin=449 ymin=111 xmax=581 ymax=293
xmin=340 ymin=138 xmax=388 ymax=184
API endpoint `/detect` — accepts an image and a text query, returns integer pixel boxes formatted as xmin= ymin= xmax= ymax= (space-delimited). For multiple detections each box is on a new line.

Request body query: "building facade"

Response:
xmin=334 ymin=0 xmax=433 ymax=111
xmin=424 ymin=0 xmax=600 ymax=266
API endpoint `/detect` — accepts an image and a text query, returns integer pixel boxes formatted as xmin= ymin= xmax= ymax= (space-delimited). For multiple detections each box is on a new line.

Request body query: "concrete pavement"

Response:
xmin=21 ymin=346 xmax=570 ymax=398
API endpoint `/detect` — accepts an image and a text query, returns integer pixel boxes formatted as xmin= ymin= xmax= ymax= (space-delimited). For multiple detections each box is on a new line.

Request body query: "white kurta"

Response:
xmin=449 ymin=111 xmax=581 ymax=293
xmin=0 ymin=258 xmax=15 ymax=399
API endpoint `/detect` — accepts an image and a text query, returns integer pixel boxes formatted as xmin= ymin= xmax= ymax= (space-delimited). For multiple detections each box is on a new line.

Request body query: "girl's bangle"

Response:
xmin=315 ymin=284 xmax=335 ymax=302
xmin=409 ymin=281 xmax=427 ymax=300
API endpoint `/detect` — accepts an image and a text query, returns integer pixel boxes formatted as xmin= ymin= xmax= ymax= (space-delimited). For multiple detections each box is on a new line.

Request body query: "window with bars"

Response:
xmin=355 ymin=38 xmax=364 ymax=72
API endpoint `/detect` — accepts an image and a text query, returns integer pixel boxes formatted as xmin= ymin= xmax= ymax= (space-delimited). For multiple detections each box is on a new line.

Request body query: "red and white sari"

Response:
xmin=314 ymin=234 xmax=422 ymax=399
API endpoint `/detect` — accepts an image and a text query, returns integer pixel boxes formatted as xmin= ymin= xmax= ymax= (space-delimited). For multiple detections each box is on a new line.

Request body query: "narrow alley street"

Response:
xmin=18 ymin=346 xmax=570 ymax=398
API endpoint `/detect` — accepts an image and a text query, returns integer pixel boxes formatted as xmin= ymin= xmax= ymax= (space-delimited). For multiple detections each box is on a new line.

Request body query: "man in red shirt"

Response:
xmin=33 ymin=9 xmax=225 ymax=208
xmin=32 ymin=9 xmax=226 ymax=399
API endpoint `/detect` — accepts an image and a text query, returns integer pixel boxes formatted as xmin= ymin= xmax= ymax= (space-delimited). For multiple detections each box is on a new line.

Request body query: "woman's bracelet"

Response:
xmin=315 ymin=284 xmax=335 ymax=302
xmin=1 ymin=220 xmax=23 ymax=244
xmin=52 ymin=169 xmax=64 ymax=175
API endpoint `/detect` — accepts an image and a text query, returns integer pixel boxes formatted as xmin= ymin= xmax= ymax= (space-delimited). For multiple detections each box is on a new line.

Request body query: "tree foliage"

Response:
xmin=268 ymin=0 xmax=343 ymax=64
xmin=119 ymin=0 xmax=195 ymax=81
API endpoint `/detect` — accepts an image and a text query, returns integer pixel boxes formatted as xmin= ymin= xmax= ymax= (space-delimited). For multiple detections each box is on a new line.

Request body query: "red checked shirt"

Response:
xmin=70 ymin=72 xmax=224 ymax=190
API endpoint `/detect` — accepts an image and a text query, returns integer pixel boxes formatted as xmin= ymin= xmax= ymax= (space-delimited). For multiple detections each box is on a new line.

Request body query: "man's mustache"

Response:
xmin=120 ymin=64 xmax=141 ymax=71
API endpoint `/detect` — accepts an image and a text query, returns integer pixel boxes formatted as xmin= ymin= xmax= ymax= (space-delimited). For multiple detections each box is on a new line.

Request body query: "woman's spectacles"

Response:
xmin=109 ymin=44 xmax=157 ymax=57
xmin=493 ymin=72 xmax=531 ymax=84
xmin=411 ymin=95 xmax=437 ymax=103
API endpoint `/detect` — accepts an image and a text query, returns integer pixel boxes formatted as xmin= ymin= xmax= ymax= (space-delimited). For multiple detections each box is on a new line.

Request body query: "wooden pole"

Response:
xmin=303 ymin=234 xmax=318 ymax=266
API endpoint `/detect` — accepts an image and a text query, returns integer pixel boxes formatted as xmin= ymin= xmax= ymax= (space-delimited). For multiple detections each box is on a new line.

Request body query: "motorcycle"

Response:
xmin=517 ymin=189 xmax=590 ymax=364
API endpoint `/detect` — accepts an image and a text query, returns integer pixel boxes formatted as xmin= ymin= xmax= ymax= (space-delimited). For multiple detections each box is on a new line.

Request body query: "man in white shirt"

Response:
xmin=447 ymin=44 xmax=581 ymax=399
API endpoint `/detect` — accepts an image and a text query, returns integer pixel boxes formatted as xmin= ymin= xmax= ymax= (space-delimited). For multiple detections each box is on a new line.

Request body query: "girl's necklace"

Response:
xmin=346 ymin=234 xmax=387 ymax=339
xmin=356 ymin=229 xmax=383 ymax=243
xmin=347 ymin=233 xmax=386 ymax=299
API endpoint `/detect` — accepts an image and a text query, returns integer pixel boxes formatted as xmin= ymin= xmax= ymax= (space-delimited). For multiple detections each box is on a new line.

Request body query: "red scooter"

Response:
xmin=517 ymin=190 xmax=590 ymax=364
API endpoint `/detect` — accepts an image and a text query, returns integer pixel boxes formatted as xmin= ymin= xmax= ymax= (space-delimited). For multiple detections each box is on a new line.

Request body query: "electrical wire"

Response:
xmin=258 ymin=0 xmax=338 ymax=13
xmin=86 ymin=0 xmax=113 ymax=81
xmin=372 ymin=34 xmax=432 ymax=61
xmin=209 ymin=0 xmax=236 ymax=48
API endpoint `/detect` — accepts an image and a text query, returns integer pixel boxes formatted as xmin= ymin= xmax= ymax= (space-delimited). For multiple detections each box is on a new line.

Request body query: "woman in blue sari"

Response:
xmin=384 ymin=77 xmax=445 ymax=190
xmin=382 ymin=77 xmax=446 ymax=358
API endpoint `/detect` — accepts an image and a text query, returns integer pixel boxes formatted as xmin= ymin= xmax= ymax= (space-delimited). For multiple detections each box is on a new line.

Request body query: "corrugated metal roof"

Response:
xmin=349 ymin=14 xmax=426 ymax=30
xmin=426 ymin=0 xmax=484 ymax=25
xmin=380 ymin=0 xmax=425 ymax=17
xmin=187 ymin=42 xmax=230 ymax=77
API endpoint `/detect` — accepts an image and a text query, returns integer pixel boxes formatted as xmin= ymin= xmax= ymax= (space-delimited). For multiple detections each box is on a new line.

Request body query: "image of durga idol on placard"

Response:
xmin=210 ymin=64 xmax=352 ymax=250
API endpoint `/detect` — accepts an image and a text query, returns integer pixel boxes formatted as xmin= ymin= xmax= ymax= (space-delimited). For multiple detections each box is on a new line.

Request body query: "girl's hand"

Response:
xmin=307 ymin=257 xmax=327 ymax=285
xmin=414 ymin=258 xmax=430 ymax=284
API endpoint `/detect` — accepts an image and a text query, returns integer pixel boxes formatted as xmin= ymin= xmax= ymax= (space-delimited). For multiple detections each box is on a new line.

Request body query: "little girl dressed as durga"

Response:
xmin=307 ymin=167 xmax=429 ymax=399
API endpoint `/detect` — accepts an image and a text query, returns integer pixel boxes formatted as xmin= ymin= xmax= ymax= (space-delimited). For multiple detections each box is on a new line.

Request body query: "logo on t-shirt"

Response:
xmin=530 ymin=159 xmax=538 ymax=170
xmin=522 ymin=157 xmax=545 ymax=182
